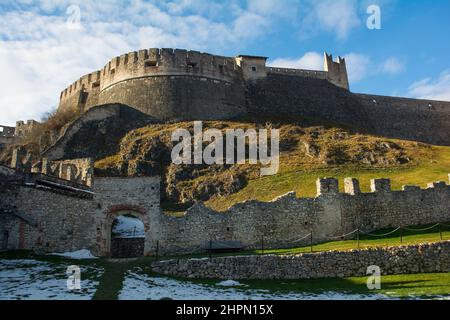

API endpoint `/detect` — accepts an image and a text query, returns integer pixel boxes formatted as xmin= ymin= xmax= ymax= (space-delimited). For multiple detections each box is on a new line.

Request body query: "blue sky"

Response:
xmin=0 ymin=0 xmax=449 ymax=125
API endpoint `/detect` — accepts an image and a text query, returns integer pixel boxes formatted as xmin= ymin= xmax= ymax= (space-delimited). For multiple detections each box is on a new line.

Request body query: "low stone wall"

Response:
xmin=151 ymin=241 xmax=450 ymax=279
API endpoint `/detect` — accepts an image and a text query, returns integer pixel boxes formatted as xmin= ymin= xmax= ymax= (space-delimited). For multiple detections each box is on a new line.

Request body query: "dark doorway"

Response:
xmin=110 ymin=215 xmax=145 ymax=258
xmin=1 ymin=231 xmax=9 ymax=250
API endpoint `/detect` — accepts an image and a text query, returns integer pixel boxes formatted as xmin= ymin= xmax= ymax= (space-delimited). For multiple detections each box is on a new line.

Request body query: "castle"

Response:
xmin=53 ymin=48 xmax=450 ymax=147
xmin=1 ymin=48 xmax=450 ymax=257
xmin=57 ymin=49 xmax=349 ymax=121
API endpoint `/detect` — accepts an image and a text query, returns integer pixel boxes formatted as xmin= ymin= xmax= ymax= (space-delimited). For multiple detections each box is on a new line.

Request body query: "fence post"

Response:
xmin=439 ymin=224 xmax=443 ymax=240
xmin=310 ymin=231 xmax=313 ymax=253
xmin=208 ymin=236 xmax=212 ymax=259
xmin=357 ymin=228 xmax=360 ymax=249
xmin=155 ymin=240 xmax=159 ymax=261
xmin=261 ymin=235 xmax=264 ymax=255
xmin=400 ymin=227 xmax=403 ymax=244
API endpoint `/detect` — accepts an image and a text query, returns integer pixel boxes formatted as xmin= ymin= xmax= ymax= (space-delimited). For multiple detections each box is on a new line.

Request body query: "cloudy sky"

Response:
xmin=0 ymin=0 xmax=449 ymax=125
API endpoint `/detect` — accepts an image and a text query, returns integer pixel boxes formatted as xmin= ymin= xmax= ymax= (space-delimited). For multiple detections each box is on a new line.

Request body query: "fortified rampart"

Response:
xmin=55 ymin=48 xmax=450 ymax=146
xmin=1 ymin=162 xmax=449 ymax=256
xmin=57 ymin=49 xmax=350 ymax=122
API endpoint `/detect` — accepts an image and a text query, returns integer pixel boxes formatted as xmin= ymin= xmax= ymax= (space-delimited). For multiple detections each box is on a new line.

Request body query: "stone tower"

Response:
xmin=323 ymin=52 xmax=349 ymax=90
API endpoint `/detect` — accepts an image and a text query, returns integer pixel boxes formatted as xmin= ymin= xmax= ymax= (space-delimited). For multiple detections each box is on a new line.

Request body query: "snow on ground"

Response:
xmin=118 ymin=268 xmax=390 ymax=300
xmin=217 ymin=280 xmax=246 ymax=287
xmin=50 ymin=249 xmax=98 ymax=260
xmin=112 ymin=215 xmax=145 ymax=238
xmin=0 ymin=259 xmax=103 ymax=300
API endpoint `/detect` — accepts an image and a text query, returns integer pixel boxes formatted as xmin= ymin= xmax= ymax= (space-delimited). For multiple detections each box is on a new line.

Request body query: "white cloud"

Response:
xmin=299 ymin=0 xmax=361 ymax=40
xmin=270 ymin=51 xmax=371 ymax=83
xmin=408 ymin=70 xmax=450 ymax=101
xmin=0 ymin=0 xmax=279 ymax=126
xmin=379 ymin=57 xmax=405 ymax=75
xmin=344 ymin=53 xmax=371 ymax=82
xmin=269 ymin=52 xmax=324 ymax=70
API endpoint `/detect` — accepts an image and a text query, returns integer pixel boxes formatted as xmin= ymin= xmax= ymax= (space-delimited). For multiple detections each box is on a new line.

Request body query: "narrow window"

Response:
xmin=145 ymin=60 xmax=158 ymax=67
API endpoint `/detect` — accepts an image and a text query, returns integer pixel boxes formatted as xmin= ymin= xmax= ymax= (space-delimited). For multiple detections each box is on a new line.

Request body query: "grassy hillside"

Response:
xmin=206 ymin=145 xmax=450 ymax=211
xmin=93 ymin=117 xmax=450 ymax=213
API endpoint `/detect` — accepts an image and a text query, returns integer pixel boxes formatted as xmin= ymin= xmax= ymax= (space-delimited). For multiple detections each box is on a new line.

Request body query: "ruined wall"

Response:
xmin=0 ymin=183 xmax=97 ymax=253
xmin=0 ymin=172 xmax=160 ymax=257
xmin=153 ymin=176 xmax=450 ymax=255
xmin=152 ymin=241 xmax=450 ymax=279
xmin=1 ymin=165 xmax=449 ymax=257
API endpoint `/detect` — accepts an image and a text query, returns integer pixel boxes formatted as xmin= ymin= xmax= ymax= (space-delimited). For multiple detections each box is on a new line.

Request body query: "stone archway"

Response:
xmin=103 ymin=205 xmax=151 ymax=257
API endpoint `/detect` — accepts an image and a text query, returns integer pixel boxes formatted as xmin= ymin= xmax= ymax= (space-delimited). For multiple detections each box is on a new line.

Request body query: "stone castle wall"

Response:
xmin=54 ymin=48 xmax=450 ymax=145
xmin=153 ymin=176 xmax=450 ymax=255
xmin=0 ymin=170 xmax=160 ymax=256
xmin=151 ymin=241 xmax=450 ymax=279
xmin=1 ymin=164 xmax=449 ymax=257
xmin=59 ymin=49 xmax=247 ymax=121
xmin=247 ymin=73 xmax=450 ymax=145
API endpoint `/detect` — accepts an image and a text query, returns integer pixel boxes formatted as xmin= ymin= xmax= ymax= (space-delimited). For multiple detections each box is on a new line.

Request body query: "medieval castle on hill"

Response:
xmin=1 ymin=48 xmax=450 ymax=257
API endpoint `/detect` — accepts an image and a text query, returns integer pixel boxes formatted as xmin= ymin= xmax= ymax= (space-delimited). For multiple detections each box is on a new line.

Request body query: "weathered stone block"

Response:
xmin=370 ymin=178 xmax=391 ymax=192
xmin=316 ymin=177 xmax=339 ymax=196
xmin=344 ymin=177 xmax=360 ymax=195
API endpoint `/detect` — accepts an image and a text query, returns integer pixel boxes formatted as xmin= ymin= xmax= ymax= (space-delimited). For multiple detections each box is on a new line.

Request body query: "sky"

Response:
xmin=0 ymin=0 xmax=449 ymax=126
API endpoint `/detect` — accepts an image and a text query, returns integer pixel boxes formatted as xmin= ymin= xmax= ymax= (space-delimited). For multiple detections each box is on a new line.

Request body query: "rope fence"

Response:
xmin=253 ymin=221 xmax=450 ymax=255
xmin=153 ymin=222 xmax=450 ymax=259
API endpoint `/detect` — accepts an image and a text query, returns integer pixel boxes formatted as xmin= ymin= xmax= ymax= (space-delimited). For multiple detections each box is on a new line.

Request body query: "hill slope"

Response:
xmin=93 ymin=116 xmax=450 ymax=213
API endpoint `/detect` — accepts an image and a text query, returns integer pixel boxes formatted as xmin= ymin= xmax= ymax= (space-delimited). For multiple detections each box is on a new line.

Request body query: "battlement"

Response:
xmin=316 ymin=176 xmax=450 ymax=197
xmin=57 ymin=48 xmax=351 ymax=116
xmin=15 ymin=120 xmax=40 ymax=137
xmin=10 ymin=146 xmax=93 ymax=186
xmin=0 ymin=125 xmax=15 ymax=138
xmin=59 ymin=48 xmax=241 ymax=103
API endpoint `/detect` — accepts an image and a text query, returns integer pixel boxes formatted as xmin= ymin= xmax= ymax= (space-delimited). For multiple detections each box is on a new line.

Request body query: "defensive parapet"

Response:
xmin=10 ymin=146 xmax=93 ymax=186
xmin=57 ymin=48 xmax=351 ymax=120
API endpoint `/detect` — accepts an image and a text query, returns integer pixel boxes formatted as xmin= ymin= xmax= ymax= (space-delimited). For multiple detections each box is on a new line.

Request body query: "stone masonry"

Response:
xmin=1 ymin=162 xmax=449 ymax=257
xmin=151 ymin=241 xmax=450 ymax=279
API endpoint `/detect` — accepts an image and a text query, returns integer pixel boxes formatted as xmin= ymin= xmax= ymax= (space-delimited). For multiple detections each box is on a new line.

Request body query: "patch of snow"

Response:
xmin=0 ymin=259 xmax=103 ymax=300
xmin=112 ymin=215 xmax=145 ymax=238
xmin=118 ymin=268 xmax=391 ymax=300
xmin=51 ymin=249 xmax=98 ymax=260
xmin=217 ymin=280 xmax=246 ymax=287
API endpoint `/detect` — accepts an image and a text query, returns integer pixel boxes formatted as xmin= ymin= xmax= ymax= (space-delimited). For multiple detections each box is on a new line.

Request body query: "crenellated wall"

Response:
xmin=153 ymin=175 xmax=450 ymax=254
xmin=1 ymin=162 xmax=449 ymax=257
xmin=58 ymin=48 xmax=247 ymax=121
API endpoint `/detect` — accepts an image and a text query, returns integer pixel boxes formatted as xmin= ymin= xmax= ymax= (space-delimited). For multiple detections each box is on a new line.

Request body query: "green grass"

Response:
xmin=206 ymin=145 xmax=450 ymax=211
xmin=227 ymin=273 xmax=450 ymax=298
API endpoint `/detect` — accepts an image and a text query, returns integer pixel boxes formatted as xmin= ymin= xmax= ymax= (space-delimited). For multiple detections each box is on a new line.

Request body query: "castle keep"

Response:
xmin=53 ymin=48 xmax=450 ymax=146
xmin=58 ymin=49 xmax=349 ymax=122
